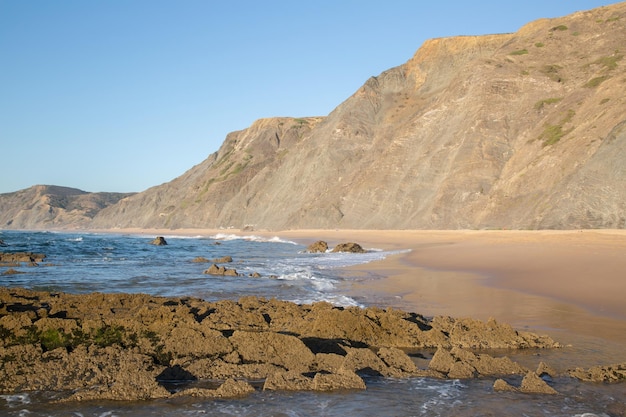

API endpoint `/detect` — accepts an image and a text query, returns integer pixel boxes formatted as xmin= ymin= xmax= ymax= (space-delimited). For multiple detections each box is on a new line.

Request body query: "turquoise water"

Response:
xmin=0 ymin=231 xmax=624 ymax=416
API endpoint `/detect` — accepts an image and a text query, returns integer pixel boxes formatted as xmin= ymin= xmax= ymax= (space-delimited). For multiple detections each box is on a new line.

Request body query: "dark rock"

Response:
xmin=306 ymin=241 xmax=328 ymax=253
xmin=331 ymin=242 xmax=366 ymax=253
xmin=149 ymin=236 xmax=168 ymax=245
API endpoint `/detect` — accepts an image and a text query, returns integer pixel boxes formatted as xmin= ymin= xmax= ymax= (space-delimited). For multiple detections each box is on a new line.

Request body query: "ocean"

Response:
xmin=0 ymin=230 xmax=623 ymax=416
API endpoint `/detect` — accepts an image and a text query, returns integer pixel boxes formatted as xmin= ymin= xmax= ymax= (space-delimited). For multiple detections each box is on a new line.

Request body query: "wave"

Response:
xmin=209 ymin=233 xmax=298 ymax=245
xmin=0 ymin=393 xmax=31 ymax=407
xmin=308 ymin=249 xmax=411 ymax=269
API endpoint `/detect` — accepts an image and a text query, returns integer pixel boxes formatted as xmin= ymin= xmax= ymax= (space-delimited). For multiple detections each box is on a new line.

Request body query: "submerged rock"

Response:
xmin=2 ymin=268 xmax=25 ymax=275
xmin=192 ymin=256 xmax=210 ymax=263
xmin=568 ymin=362 xmax=626 ymax=382
xmin=0 ymin=252 xmax=46 ymax=265
xmin=211 ymin=255 xmax=233 ymax=263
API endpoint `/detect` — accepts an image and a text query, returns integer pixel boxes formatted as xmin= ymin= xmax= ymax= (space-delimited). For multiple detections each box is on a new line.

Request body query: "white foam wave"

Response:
xmin=273 ymin=271 xmax=313 ymax=281
xmin=290 ymin=294 xmax=362 ymax=307
xmin=67 ymin=237 xmax=83 ymax=242
xmin=309 ymin=249 xmax=411 ymax=269
xmin=210 ymin=233 xmax=297 ymax=245
xmin=0 ymin=393 xmax=31 ymax=407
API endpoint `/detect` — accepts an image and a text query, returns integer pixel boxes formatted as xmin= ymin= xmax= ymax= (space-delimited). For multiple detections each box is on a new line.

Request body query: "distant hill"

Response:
xmin=2 ymin=3 xmax=625 ymax=230
xmin=0 ymin=185 xmax=134 ymax=229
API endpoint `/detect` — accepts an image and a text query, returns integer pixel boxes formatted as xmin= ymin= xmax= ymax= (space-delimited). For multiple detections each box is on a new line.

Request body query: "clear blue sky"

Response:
xmin=0 ymin=1 xmax=619 ymax=194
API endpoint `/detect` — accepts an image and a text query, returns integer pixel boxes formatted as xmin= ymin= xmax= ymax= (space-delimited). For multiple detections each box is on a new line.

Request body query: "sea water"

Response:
xmin=0 ymin=230 xmax=623 ymax=416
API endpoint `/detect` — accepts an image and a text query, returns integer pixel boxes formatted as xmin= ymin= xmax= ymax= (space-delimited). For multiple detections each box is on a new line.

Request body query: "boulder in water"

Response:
xmin=331 ymin=242 xmax=366 ymax=253
xmin=203 ymin=263 xmax=239 ymax=276
xmin=149 ymin=236 xmax=168 ymax=246
xmin=305 ymin=241 xmax=328 ymax=253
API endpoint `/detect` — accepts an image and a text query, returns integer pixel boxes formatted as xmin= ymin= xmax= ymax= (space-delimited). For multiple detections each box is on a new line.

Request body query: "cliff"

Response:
xmin=0 ymin=185 xmax=134 ymax=229
xmin=2 ymin=3 xmax=625 ymax=230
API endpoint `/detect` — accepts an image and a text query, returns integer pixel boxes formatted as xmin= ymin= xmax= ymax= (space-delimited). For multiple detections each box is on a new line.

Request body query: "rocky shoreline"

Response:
xmin=1 ymin=287 xmax=624 ymax=403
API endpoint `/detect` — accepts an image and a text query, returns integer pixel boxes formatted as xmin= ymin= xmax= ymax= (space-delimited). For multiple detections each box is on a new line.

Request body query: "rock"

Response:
xmin=162 ymin=327 xmax=233 ymax=359
xmin=520 ymin=371 xmax=558 ymax=395
xmin=211 ymin=255 xmax=233 ymax=263
xmin=432 ymin=316 xmax=561 ymax=349
xmin=331 ymin=242 xmax=366 ymax=253
xmin=428 ymin=347 xmax=455 ymax=375
xmin=377 ymin=347 xmax=418 ymax=374
xmin=149 ymin=236 xmax=167 ymax=245
xmin=230 ymin=331 xmax=315 ymax=373
xmin=174 ymin=378 xmax=255 ymax=398
xmin=428 ymin=347 xmax=526 ymax=379
xmin=2 ymin=268 xmax=25 ymax=275
xmin=0 ymin=287 xmax=571 ymax=400
xmin=567 ymin=362 xmax=626 ymax=382
xmin=470 ymin=353 xmax=527 ymax=376
xmin=0 ymin=239 xmax=7 ymax=247
xmin=340 ymin=347 xmax=397 ymax=377
xmin=203 ymin=263 xmax=239 ymax=276
xmin=0 ymin=252 xmax=46 ymax=264
xmin=192 ymin=256 xmax=209 ymax=263
xmin=249 ymin=272 xmax=261 ymax=278
xmin=493 ymin=378 xmax=518 ymax=392
xmin=305 ymin=241 xmax=328 ymax=253
xmin=263 ymin=370 xmax=313 ymax=391
xmin=312 ymin=369 xmax=366 ymax=391
xmin=536 ymin=361 xmax=559 ymax=379
xmin=214 ymin=378 xmax=256 ymax=397
xmin=493 ymin=372 xmax=559 ymax=395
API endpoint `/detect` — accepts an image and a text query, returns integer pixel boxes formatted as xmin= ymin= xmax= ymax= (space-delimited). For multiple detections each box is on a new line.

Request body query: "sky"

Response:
xmin=0 ymin=1 xmax=620 ymax=194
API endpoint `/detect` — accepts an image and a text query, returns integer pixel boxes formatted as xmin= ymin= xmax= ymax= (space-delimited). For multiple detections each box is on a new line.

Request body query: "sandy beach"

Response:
xmin=95 ymin=227 xmax=626 ymax=365
xmin=267 ymin=229 xmax=626 ymax=366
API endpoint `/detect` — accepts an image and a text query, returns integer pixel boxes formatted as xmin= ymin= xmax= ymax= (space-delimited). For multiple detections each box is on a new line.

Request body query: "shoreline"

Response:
xmin=8 ymin=227 xmax=626 ymax=361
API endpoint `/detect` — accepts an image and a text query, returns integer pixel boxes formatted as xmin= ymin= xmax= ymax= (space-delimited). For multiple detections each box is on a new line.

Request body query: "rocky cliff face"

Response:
xmin=3 ymin=3 xmax=626 ymax=230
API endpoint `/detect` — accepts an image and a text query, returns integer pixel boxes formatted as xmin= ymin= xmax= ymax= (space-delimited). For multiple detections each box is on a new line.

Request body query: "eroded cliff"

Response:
xmin=2 ymin=3 xmax=625 ymax=230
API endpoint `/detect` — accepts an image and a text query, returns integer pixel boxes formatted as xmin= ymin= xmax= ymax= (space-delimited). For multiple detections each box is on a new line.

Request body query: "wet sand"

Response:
xmin=268 ymin=229 xmax=626 ymax=368
xmin=98 ymin=228 xmax=626 ymax=366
